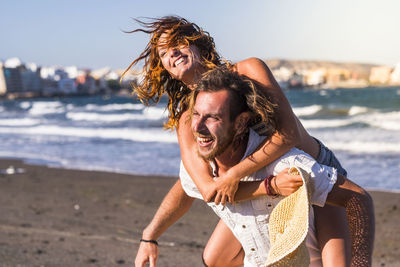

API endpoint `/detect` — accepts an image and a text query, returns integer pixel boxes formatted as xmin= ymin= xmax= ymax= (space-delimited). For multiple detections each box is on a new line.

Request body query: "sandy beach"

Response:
xmin=0 ymin=159 xmax=399 ymax=267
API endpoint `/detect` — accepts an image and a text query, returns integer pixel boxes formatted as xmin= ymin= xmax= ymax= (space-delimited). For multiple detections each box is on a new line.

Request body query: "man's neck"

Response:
xmin=213 ymin=134 xmax=249 ymax=176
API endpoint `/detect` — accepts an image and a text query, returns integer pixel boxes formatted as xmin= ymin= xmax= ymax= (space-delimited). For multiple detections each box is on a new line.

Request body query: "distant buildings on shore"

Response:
xmin=265 ymin=59 xmax=400 ymax=89
xmin=1 ymin=57 xmax=399 ymax=99
xmin=0 ymin=57 xmax=140 ymax=99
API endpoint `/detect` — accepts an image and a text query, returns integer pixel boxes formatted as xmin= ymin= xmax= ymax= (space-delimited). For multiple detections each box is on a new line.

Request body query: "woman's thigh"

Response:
xmin=203 ymin=219 xmax=244 ymax=267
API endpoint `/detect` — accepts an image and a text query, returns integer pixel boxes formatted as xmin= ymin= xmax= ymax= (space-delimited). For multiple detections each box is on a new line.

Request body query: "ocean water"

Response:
xmin=0 ymin=86 xmax=399 ymax=191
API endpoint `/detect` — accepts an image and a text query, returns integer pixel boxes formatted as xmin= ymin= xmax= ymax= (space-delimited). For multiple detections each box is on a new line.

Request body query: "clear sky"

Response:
xmin=1 ymin=0 xmax=399 ymax=70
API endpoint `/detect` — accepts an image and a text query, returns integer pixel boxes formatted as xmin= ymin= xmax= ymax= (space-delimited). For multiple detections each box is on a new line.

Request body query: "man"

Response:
xmin=135 ymin=66 xmax=374 ymax=267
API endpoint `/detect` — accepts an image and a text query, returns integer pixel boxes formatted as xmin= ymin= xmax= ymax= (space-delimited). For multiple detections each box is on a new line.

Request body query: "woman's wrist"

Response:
xmin=225 ymin=166 xmax=245 ymax=182
xmin=264 ymin=175 xmax=278 ymax=196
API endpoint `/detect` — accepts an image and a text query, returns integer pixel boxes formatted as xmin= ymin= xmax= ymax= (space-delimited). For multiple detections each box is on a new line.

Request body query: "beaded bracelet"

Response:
xmin=140 ymin=238 xmax=159 ymax=246
xmin=264 ymin=175 xmax=278 ymax=196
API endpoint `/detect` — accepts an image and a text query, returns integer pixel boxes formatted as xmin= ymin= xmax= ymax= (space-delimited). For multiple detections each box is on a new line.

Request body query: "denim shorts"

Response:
xmin=314 ymin=138 xmax=347 ymax=177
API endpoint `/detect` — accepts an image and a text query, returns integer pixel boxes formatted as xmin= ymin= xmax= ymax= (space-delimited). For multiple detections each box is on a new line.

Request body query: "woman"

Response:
xmin=125 ymin=16 xmax=354 ymax=266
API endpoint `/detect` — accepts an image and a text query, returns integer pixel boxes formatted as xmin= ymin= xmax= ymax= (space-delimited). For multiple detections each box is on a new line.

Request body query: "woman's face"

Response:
xmin=157 ymin=32 xmax=203 ymax=85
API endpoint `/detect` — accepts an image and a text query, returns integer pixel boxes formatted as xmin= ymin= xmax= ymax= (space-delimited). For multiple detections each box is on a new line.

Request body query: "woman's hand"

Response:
xmin=270 ymin=168 xmax=303 ymax=196
xmin=201 ymin=180 xmax=218 ymax=203
xmin=213 ymin=173 xmax=240 ymax=205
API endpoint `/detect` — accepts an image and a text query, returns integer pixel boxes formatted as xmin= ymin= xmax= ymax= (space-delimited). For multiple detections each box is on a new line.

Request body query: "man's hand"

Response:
xmin=135 ymin=241 xmax=159 ymax=267
xmin=271 ymin=168 xmax=303 ymax=196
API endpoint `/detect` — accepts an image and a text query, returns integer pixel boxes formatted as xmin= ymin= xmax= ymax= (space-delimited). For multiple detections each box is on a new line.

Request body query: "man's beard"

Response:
xmin=197 ymin=127 xmax=236 ymax=161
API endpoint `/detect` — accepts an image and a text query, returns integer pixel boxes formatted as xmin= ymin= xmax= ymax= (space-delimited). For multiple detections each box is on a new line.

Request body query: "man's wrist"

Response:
xmin=142 ymin=228 xmax=157 ymax=241
xmin=140 ymin=238 xmax=158 ymax=246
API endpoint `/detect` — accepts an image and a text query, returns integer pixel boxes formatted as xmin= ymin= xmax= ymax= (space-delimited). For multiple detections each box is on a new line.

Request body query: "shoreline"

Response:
xmin=2 ymin=156 xmax=399 ymax=194
xmin=0 ymin=159 xmax=399 ymax=266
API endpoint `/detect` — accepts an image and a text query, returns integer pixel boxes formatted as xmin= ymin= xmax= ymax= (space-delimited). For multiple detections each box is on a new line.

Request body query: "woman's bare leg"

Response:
xmin=203 ymin=219 xmax=244 ymax=267
xmin=314 ymin=205 xmax=351 ymax=267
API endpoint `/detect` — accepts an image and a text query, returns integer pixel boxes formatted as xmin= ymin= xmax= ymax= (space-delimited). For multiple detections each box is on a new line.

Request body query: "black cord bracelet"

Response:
xmin=140 ymin=238 xmax=159 ymax=246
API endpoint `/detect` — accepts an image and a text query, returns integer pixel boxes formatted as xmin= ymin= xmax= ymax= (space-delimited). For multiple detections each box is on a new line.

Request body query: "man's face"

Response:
xmin=191 ymin=90 xmax=236 ymax=161
xmin=157 ymin=32 xmax=202 ymax=84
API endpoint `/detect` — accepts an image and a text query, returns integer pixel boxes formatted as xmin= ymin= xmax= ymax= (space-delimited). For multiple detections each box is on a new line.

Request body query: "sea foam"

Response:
xmin=0 ymin=125 xmax=177 ymax=143
xmin=0 ymin=118 xmax=41 ymax=126
xmin=84 ymin=103 xmax=144 ymax=111
xmin=293 ymin=105 xmax=323 ymax=116
xmin=28 ymin=101 xmax=65 ymax=115
xmin=326 ymin=140 xmax=400 ymax=153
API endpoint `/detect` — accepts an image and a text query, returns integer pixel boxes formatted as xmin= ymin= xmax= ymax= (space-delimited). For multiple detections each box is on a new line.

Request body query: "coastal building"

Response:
xmin=41 ymin=66 xmax=61 ymax=95
xmin=40 ymin=66 xmax=57 ymax=80
xmin=21 ymin=63 xmax=42 ymax=94
xmin=305 ymin=68 xmax=327 ymax=86
xmin=326 ymin=68 xmax=351 ymax=85
xmin=0 ymin=62 xmax=24 ymax=95
xmin=270 ymin=66 xmax=293 ymax=89
xmin=0 ymin=62 xmax=7 ymax=95
xmin=91 ymin=67 xmax=111 ymax=80
xmin=288 ymin=72 xmax=304 ymax=88
xmin=369 ymin=66 xmax=393 ymax=84
xmin=64 ymin=66 xmax=79 ymax=79
xmin=4 ymin=57 xmax=23 ymax=68
xmin=117 ymin=69 xmax=142 ymax=88
xmin=76 ymin=71 xmax=97 ymax=94
xmin=58 ymin=78 xmax=77 ymax=94
xmin=390 ymin=63 xmax=400 ymax=84
xmin=91 ymin=67 xmax=112 ymax=91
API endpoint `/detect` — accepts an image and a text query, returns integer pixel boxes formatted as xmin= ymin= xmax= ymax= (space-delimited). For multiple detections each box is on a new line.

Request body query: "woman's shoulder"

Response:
xmin=234 ymin=57 xmax=270 ymax=76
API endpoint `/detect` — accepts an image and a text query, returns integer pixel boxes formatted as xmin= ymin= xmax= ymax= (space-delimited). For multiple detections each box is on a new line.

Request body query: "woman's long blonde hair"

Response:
xmin=123 ymin=16 xmax=221 ymax=129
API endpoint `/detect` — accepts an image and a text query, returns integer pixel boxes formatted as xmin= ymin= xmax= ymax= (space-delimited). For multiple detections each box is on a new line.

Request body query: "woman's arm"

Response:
xmin=232 ymin=167 xmax=303 ymax=202
xmin=178 ymin=107 xmax=303 ymax=203
xmin=213 ymin=58 xmax=303 ymax=204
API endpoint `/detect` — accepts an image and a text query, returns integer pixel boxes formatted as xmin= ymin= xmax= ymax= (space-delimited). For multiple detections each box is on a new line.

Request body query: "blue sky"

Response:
xmin=1 ymin=0 xmax=399 ymax=69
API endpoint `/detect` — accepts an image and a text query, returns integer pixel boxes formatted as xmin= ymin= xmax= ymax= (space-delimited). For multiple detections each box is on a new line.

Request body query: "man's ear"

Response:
xmin=234 ymin=112 xmax=251 ymax=133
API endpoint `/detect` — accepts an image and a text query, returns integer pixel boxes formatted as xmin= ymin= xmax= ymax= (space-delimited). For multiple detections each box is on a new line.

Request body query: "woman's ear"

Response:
xmin=234 ymin=112 xmax=251 ymax=133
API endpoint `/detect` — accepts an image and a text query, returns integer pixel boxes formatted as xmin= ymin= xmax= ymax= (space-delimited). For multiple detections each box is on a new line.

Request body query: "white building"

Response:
xmin=64 ymin=66 xmax=79 ymax=79
xmin=369 ymin=66 xmax=393 ymax=84
xmin=0 ymin=62 xmax=7 ymax=95
xmin=306 ymin=68 xmax=326 ymax=86
xmin=390 ymin=63 xmax=400 ymax=84
xmin=58 ymin=78 xmax=77 ymax=94
xmin=40 ymin=66 xmax=57 ymax=80
xmin=91 ymin=67 xmax=111 ymax=80
xmin=4 ymin=57 xmax=22 ymax=68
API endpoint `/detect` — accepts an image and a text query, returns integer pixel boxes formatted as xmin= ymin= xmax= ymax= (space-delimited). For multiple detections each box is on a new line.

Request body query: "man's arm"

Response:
xmin=325 ymin=174 xmax=375 ymax=267
xmin=135 ymin=180 xmax=195 ymax=267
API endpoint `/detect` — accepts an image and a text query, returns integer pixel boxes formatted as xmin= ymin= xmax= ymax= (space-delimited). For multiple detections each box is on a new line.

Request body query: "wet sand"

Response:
xmin=0 ymin=159 xmax=398 ymax=266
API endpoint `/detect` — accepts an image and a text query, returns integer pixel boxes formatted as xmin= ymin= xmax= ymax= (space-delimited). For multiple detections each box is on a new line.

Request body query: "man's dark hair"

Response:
xmin=191 ymin=65 xmax=278 ymax=134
